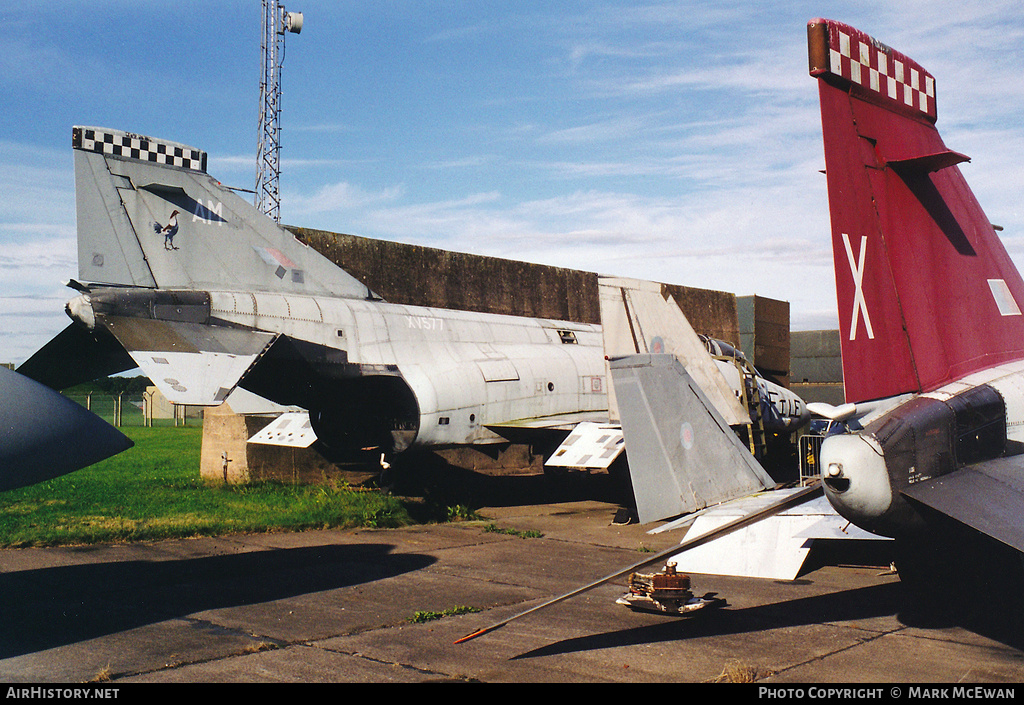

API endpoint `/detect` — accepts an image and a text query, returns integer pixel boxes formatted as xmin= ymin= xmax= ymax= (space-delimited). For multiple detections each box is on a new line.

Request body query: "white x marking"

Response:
xmin=842 ymin=232 xmax=874 ymax=341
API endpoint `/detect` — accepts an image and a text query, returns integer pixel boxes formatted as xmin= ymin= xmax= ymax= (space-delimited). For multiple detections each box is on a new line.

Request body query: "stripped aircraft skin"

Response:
xmin=807 ymin=20 xmax=1024 ymax=581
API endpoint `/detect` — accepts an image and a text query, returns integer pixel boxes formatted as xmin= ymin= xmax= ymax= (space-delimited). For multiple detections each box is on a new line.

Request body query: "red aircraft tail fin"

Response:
xmin=808 ymin=19 xmax=1024 ymax=403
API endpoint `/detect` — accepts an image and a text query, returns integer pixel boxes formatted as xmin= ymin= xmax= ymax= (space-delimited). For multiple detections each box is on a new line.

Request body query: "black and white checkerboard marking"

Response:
xmin=73 ymin=127 xmax=207 ymax=173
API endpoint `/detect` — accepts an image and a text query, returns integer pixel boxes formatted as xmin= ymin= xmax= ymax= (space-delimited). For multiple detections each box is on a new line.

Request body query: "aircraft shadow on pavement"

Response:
xmin=509 ymin=581 xmax=903 ymax=660
xmin=383 ymin=441 xmax=801 ymax=517
xmin=0 ymin=542 xmax=434 ymax=659
xmin=388 ymin=448 xmax=635 ymax=512
xmin=510 ymin=578 xmax=1024 ymax=661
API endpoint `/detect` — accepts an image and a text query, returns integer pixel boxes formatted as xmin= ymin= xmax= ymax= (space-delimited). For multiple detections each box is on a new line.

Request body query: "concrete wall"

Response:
xmin=289 ymin=227 xmax=741 ymax=344
xmin=790 ymin=329 xmax=845 ymax=406
xmin=737 ymin=295 xmax=791 ymax=385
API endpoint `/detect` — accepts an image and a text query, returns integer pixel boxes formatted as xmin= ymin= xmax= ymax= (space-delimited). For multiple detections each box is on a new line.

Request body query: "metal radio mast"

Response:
xmin=256 ymin=1 xmax=303 ymax=222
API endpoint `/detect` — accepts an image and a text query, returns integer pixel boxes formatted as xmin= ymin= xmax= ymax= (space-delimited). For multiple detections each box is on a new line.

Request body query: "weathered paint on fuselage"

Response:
xmin=820 ymin=361 xmax=1024 ymax=538
xmin=68 ymin=281 xmax=806 ymax=455
xmin=209 ymin=289 xmax=607 ymax=447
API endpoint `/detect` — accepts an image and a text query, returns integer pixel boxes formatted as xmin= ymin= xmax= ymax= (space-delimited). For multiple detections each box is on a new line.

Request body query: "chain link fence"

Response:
xmin=64 ymin=392 xmax=200 ymax=427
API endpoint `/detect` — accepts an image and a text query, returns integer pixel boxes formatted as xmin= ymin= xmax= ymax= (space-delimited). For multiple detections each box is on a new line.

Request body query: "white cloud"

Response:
xmin=3 ymin=1 xmax=1024 ymax=360
xmin=288 ymin=182 xmax=406 ymax=216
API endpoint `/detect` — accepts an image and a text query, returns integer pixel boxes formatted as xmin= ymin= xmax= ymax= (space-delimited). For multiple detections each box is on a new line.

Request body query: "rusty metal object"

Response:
xmin=616 ymin=563 xmax=725 ymax=615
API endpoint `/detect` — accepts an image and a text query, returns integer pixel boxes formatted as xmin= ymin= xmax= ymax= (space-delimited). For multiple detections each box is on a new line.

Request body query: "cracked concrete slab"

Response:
xmin=1 ymin=500 xmax=1022 ymax=683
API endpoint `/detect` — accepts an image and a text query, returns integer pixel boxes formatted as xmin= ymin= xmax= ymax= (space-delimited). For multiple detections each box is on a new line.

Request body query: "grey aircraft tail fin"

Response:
xmin=610 ymin=353 xmax=775 ymax=524
xmin=72 ymin=126 xmax=375 ymax=299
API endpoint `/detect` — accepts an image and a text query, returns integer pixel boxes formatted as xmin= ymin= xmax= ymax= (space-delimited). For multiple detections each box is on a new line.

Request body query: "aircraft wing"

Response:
xmin=901 ymin=456 xmax=1024 ymax=553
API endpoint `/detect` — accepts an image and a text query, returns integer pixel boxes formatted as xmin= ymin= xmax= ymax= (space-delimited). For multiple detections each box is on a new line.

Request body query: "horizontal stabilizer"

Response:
xmin=18 ymin=321 xmax=137 ymax=391
xmin=666 ymin=490 xmax=886 ymax=580
xmin=544 ymin=421 xmax=624 ymax=469
xmin=248 ymin=412 xmax=318 ymax=448
xmin=901 ymin=457 xmax=1024 ymax=553
xmin=102 ymin=316 xmax=277 ymax=405
xmin=0 ymin=366 xmax=133 ymax=491
xmin=610 ymin=353 xmax=774 ymax=524
xmin=17 ymin=322 xmax=136 ymax=391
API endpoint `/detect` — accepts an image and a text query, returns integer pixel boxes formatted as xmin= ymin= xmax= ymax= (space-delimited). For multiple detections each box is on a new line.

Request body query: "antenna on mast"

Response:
xmin=256 ymin=1 xmax=303 ymax=222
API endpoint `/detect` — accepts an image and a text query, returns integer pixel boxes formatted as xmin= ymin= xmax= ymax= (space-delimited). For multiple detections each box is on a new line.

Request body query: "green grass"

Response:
xmin=0 ymin=426 xmax=416 ymax=548
xmin=408 ymin=605 xmax=481 ymax=623
xmin=482 ymin=523 xmax=543 ymax=539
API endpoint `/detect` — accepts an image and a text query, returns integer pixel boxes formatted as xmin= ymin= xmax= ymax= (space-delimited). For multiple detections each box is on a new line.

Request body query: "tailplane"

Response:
xmin=72 ymin=126 xmax=374 ymax=299
xmin=808 ymin=20 xmax=1024 ymax=403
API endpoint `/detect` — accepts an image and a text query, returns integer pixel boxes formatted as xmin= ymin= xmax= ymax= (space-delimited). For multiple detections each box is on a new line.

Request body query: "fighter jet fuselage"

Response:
xmin=13 ymin=126 xmax=808 ymax=465
xmin=60 ymin=284 xmax=606 ymax=455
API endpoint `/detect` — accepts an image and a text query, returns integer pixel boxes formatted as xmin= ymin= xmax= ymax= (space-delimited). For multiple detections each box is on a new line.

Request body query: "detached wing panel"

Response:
xmin=901 ymin=457 xmax=1024 ymax=553
xmin=102 ymin=316 xmax=277 ymax=405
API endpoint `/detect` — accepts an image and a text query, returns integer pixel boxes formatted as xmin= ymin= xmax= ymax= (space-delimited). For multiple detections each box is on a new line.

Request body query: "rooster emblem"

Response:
xmin=154 ymin=210 xmax=180 ymax=250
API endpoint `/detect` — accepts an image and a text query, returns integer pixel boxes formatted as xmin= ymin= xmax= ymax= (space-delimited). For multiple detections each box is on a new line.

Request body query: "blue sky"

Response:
xmin=3 ymin=1 xmax=1024 ymax=364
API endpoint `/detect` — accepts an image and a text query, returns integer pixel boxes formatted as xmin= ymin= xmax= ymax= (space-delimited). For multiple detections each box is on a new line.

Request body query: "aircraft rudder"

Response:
xmin=807 ymin=19 xmax=937 ymax=124
xmin=807 ymin=20 xmax=1024 ymax=402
